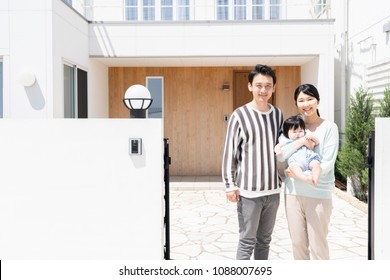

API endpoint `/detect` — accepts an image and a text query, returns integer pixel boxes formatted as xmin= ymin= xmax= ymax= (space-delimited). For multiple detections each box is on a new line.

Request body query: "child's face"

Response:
xmin=288 ymin=128 xmax=305 ymax=140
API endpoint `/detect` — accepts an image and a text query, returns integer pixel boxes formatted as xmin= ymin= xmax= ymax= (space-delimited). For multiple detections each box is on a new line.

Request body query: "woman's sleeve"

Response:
xmin=319 ymin=123 xmax=339 ymax=174
xmin=221 ymin=114 xmax=240 ymax=191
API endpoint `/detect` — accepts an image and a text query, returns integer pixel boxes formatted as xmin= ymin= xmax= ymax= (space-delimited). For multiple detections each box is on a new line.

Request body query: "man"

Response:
xmin=222 ymin=64 xmax=283 ymax=260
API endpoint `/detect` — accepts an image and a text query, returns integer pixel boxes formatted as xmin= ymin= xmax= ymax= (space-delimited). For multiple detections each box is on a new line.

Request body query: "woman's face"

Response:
xmin=296 ymin=91 xmax=319 ymax=118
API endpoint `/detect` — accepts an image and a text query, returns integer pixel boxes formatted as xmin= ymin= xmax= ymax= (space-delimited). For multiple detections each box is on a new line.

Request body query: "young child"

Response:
xmin=275 ymin=115 xmax=321 ymax=186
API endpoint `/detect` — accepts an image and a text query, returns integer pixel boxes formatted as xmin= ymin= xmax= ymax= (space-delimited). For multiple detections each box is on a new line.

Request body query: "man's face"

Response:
xmin=248 ymin=74 xmax=275 ymax=103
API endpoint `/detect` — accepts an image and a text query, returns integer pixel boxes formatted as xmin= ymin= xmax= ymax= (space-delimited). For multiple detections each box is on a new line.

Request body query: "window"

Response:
xmin=234 ymin=0 xmax=246 ymax=20
xmin=252 ymin=0 xmax=264 ymax=19
xmin=269 ymin=0 xmax=280 ymax=20
xmin=143 ymin=0 xmax=156 ymax=20
xmin=161 ymin=0 xmax=173 ymax=20
xmin=147 ymin=77 xmax=163 ymax=118
xmin=125 ymin=0 xmax=139 ymax=20
xmin=217 ymin=0 xmax=280 ymax=20
xmin=0 ymin=59 xmax=3 ymax=118
xmin=84 ymin=0 xmax=93 ymax=20
xmin=63 ymin=64 xmax=88 ymax=118
xmin=313 ymin=0 xmax=328 ymax=18
xmin=216 ymin=0 xmax=229 ymax=20
xmin=125 ymin=0 xmax=191 ymax=21
xmin=177 ymin=0 xmax=190 ymax=20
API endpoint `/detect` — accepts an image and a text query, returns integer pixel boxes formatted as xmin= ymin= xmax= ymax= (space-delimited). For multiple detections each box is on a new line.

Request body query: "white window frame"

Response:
xmin=313 ymin=0 xmax=328 ymax=18
xmin=146 ymin=76 xmax=164 ymax=119
xmin=63 ymin=61 xmax=88 ymax=119
xmin=143 ymin=0 xmax=156 ymax=20
xmin=124 ymin=0 xmax=139 ymax=20
xmin=63 ymin=62 xmax=77 ymax=118
xmin=124 ymin=0 xmax=192 ymax=21
xmin=161 ymin=0 xmax=174 ymax=20
xmin=216 ymin=0 xmax=282 ymax=20
xmin=234 ymin=0 xmax=247 ymax=21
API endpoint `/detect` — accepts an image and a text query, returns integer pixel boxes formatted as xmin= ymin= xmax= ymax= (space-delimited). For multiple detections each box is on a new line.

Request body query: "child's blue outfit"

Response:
xmin=279 ymin=134 xmax=320 ymax=172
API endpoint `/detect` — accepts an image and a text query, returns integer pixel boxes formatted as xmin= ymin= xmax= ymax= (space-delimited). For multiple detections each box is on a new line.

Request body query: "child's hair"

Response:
xmin=282 ymin=115 xmax=305 ymax=138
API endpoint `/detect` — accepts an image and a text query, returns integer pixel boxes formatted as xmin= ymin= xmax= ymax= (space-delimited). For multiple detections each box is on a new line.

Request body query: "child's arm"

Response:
xmin=276 ymin=134 xmax=309 ymax=161
xmin=304 ymin=134 xmax=320 ymax=146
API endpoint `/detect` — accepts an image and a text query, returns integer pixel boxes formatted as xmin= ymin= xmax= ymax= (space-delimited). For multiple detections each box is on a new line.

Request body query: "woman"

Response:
xmin=278 ymin=84 xmax=339 ymax=259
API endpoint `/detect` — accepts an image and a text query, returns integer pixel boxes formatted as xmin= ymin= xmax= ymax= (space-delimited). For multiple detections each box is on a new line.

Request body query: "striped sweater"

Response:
xmin=222 ymin=104 xmax=284 ymax=198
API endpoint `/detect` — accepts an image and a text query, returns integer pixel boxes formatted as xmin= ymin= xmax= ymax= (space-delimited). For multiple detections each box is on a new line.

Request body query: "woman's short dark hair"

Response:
xmin=248 ymin=64 xmax=277 ymax=85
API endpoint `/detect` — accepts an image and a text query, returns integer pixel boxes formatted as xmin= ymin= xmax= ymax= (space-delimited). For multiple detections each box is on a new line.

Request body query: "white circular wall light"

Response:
xmin=19 ymin=71 xmax=36 ymax=87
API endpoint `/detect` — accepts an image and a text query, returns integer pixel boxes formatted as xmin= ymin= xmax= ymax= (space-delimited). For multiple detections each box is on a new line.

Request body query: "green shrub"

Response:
xmin=335 ymin=154 xmax=347 ymax=184
xmin=337 ymin=86 xmax=374 ymax=201
xmin=378 ymin=87 xmax=390 ymax=117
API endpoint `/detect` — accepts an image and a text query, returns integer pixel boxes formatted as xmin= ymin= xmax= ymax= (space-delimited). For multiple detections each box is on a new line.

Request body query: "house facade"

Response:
xmin=1 ymin=0 xmax=339 ymax=176
xmin=333 ymin=0 xmax=390 ymax=133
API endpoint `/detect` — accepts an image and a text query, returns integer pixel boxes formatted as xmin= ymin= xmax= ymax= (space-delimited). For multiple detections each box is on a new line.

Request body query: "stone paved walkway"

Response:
xmin=169 ymin=176 xmax=368 ymax=260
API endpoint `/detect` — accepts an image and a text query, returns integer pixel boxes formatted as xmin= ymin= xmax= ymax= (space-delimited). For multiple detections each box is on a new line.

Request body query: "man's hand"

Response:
xmin=274 ymin=143 xmax=283 ymax=157
xmin=226 ymin=189 xmax=240 ymax=202
xmin=286 ymin=168 xmax=296 ymax=179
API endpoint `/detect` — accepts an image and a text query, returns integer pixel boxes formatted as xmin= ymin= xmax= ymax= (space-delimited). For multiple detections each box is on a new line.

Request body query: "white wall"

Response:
xmin=0 ymin=0 xmax=109 ymax=119
xmin=374 ymin=118 xmax=390 ymax=259
xmin=332 ymin=0 xmax=390 ymax=133
xmin=300 ymin=55 xmax=334 ymax=123
xmin=0 ymin=119 xmax=164 ymax=259
xmin=2 ymin=0 xmax=333 ymax=120
xmin=88 ymin=59 xmax=109 ymax=118
xmin=1 ymin=0 xmax=53 ymax=118
xmin=52 ymin=0 xmax=109 ymax=118
xmin=91 ymin=0 xmax=124 ymax=21
xmin=89 ymin=20 xmax=334 ymax=59
xmin=52 ymin=0 xmax=89 ymax=118
xmin=347 ymin=0 xmax=390 ymax=96
xmin=0 ymin=1 xmax=9 ymax=52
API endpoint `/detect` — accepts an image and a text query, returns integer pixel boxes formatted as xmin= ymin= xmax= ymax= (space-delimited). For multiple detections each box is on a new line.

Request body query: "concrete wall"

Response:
xmin=374 ymin=118 xmax=390 ymax=260
xmin=0 ymin=119 xmax=164 ymax=259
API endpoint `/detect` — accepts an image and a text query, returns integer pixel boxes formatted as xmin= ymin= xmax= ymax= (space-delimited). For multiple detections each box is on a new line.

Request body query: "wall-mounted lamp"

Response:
xmin=222 ymin=83 xmax=230 ymax=91
xmin=123 ymin=84 xmax=153 ymax=118
xmin=19 ymin=71 xmax=36 ymax=87
xmin=383 ymin=21 xmax=390 ymax=33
